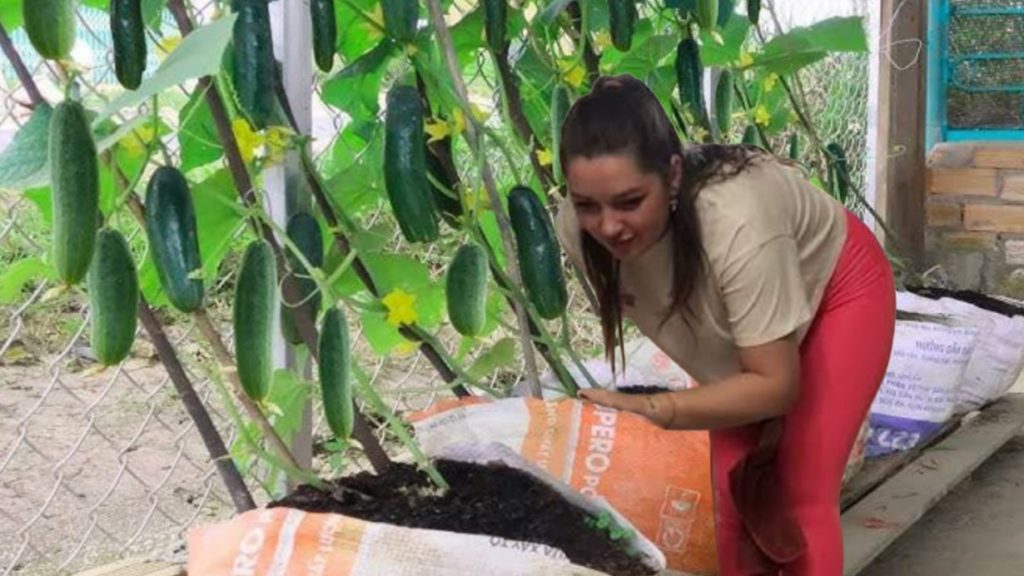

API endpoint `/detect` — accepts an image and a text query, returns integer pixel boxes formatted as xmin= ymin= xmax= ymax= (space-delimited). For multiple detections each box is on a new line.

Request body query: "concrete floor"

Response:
xmin=859 ymin=434 xmax=1024 ymax=575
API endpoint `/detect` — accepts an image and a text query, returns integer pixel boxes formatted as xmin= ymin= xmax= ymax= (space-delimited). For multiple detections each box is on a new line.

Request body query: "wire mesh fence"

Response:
xmin=0 ymin=2 xmax=871 ymax=575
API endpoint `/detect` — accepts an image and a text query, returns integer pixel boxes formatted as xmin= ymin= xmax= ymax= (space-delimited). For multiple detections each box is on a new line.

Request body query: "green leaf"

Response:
xmin=336 ymin=0 xmax=383 ymax=61
xmin=699 ymin=13 xmax=751 ymax=66
xmin=449 ymin=4 xmax=484 ymax=67
xmin=0 ymin=258 xmax=52 ymax=304
xmin=0 ymin=0 xmax=22 ymax=30
xmin=143 ymin=0 xmax=168 ymax=31
xmin=468 ymin=337 xmax=518 ymax=380
xmin=752 ymin=17 xmax=867 ymax=75
xmin=179 ymin=88 xmax=223 ymax=172
xmin=322 ymin=39 xmax=396 ymax=120
xmin=23 ymin=187 xmax=51 ymax=227
xmin=0 ymin=103 xmax=51 ymax=189
xmin=323 ymin=121 xmax=384 ymax=215
xmin=537 ymin=0 xmax=573 ymax=25
xmin=615 ymin=34 xmax=678 ymax=78
xmin=191 ymin=169 xmax=245 ymax=282
xmin=360 ymin=307 xmax=405 ymax=355
xmin=97 ymin=13 xmax=239 ymax=122
xmin=268 ymin=369 xmax=316 ymax=447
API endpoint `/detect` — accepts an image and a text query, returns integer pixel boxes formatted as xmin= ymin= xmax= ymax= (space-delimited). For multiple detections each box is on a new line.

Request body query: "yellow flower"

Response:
xmin=692 ymin=126 xmax=710 ymax=142
xmin=469 ymin=104 xmax=489 ymax=123
xmin=754 ymin=104 xmax=771 ymax=127
xmin=425 ymin=117 xmax=452 ymax=143
xmin=452 ymin=109 xmax=467 ymax=134
xmin=382 ymin=288 xmax=418 ymax=327
xmin=762 ymin=73 xmax=778 ymax=93
xmin=560 ymin=60 xmax=587 ymax=90
xmin=536 ymin=147 xmax=553 ymax=167
xmin=232 ymin=119 xmax=260 ymax=164
xmin=264 ymin=126 xmax=293 ymax=164
xmin=119 ymin=123 xmax=158 ymax=156
xmin=156 ymin=35 xmax=181 ymax=60
xmin=393 ymin=341 xmax=420 ymax=358
xmin=593 ymin=30 xmax=613 ymax=50
xmin=737 ymin=50 xmax=754 ymax=68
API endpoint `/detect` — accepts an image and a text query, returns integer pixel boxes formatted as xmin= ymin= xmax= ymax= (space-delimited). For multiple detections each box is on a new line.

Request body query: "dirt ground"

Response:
xmin=860 ymin=433 xmax=1024 ymax=575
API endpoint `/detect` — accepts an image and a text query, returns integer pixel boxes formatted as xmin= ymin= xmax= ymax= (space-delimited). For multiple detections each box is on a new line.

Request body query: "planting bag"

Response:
xmin=186 ymin=443 xmax=665 ymax=576
xmin=866 ymin=306 xmax=979 ymax=456
xmin=409 ymin=396 xmax=718 ymax=575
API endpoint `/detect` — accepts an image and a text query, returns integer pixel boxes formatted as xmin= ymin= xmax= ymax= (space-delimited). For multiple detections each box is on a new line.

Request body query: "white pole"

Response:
xmin=864 ymin=0 xmax=882 ymax=233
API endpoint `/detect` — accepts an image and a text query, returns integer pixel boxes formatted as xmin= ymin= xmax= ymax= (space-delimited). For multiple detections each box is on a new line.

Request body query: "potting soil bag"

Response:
xmin=185 ymin=441 xmax=663 ymax=576
xmin=866 ymin=317 xmax=979 ymax=457
xmin=185 ymin=506 xmax=611 ymax=576
xmin=409 ymin=396 xmax=718 ymax=576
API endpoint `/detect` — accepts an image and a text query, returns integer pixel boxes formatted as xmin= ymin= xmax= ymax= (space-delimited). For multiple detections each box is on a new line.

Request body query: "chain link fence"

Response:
xmin=0 ymin=2 xmax=869 ymax=575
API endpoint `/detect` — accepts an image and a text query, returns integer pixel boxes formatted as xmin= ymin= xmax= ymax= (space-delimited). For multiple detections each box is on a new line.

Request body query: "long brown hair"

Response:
xmin=559 ymin=74 xmax=765 ymax=374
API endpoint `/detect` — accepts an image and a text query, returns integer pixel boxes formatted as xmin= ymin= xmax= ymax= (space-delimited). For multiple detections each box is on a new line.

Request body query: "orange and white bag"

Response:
xmin=409 ymin=397 xmax=718 ymax=575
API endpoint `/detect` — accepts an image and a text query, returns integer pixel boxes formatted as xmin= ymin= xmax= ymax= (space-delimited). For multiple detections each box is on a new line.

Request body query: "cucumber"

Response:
xmin=318 ymin=306 xmax=353 ymax=441
xmin=484 ymin=0 xmax=508 ymax=53
xmin=826 ymin=142 xmax=851 ymax=203
xmin=608 ymin=0 xmax=637 ymax=52
xmin=695 ymin=0 xmax=719 ymax=31
xmin=88 ymin=229 xmax=139 ymax=367
xmin=747 ymin=0 xmax=761 ymax=25
xmin=231 ymin=0 xmax=276 ymax=130
xmin=508 ymin=186 xmax=567 ymax=320
xmin=384 ymin=85 xmax=439 ymax=243
xmin=718 ymin=0 xmax=735 ymax=27
xmin=281 ymin=211 xmax=324 ymax=346
xmin=111 ymin=0 xmax=147 ymax=90
xmin=551 ymin=83 xmax=571 ymax=183
xmin=382 ymin=0 xmax=417 ymax=42
xmin=714 ymin=70 xmax=734 ymax=136
xmin=145 ymin=166 xmax=204 ymax=313
xmin=233 ymin=240 xmax=277 ymax=402
xmin=50 ymin=99 xmax=100 ymax=286
xmin=741 ymin=124 xmax=763 ymax=148
xmin=446 ymin=243 xmax=488 ymax=337
xmin=311 ymin=0 xmax=337 ymax=73
xmin=426 ymin=137 xmax=463 ymax=227
xmin=24 ymin=0 xmax=75 ymax=60
xmin=788 ymin=132 xmax=800 ymax=160
xmin=675 ymin=38 xmax=710 ymax=136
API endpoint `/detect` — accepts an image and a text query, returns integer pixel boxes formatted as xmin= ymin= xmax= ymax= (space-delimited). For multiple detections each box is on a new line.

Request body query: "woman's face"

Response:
xmin=566 ymin=152 xmax=682 ymax=261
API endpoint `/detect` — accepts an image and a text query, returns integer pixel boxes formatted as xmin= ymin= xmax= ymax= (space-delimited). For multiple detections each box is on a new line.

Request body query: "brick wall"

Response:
xmin=925 ymin=142 xmax=1024 ymax=296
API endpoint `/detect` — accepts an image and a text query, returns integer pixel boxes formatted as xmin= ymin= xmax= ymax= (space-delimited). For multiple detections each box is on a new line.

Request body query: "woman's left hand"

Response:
xmin=577 ymin=389 xmax=674 ymax=428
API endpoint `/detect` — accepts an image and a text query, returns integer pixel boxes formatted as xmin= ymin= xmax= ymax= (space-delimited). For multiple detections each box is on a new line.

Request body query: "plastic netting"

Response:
xmin=946 ymin=0 xmax=1024 ymax=129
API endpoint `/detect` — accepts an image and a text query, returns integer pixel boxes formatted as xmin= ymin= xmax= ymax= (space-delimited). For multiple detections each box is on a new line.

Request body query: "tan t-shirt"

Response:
xmin=555 ymin=156 xmax=848 ymax=384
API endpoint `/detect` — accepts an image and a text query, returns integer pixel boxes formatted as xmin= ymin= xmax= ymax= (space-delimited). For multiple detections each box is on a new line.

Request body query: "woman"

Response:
xmin=555 ymin=74 xmax=895 ymax=575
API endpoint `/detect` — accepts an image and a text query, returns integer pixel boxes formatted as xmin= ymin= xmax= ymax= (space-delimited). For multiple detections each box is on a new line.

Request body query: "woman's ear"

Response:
xmin=670 ymin=154 xmax=684 ymax=192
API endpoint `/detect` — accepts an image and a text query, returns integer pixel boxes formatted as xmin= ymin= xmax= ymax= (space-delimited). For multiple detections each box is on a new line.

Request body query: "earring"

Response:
xmin=669 ymin=196 xmax=678 ymax=212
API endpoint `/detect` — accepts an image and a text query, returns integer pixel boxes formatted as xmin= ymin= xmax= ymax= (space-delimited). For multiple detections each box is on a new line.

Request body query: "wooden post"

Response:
xmin=874 ymin=0 xmax=929 ymax=270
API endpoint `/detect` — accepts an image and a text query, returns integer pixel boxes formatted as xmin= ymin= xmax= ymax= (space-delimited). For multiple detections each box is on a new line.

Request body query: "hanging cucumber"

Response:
xmin=319 ymin=306 xmax=353 ymax=441
xmin=384 ymin=85 xmax=439 ymax=243
xmin=24 ymin=0 xmax=75 ymax=60
xmin=381 ymin=0 xmax=417 ymax=42
xmin=281 ymin=211 xmax=324 ymax=346
xmin=50 ymin=99 xmax=100 ymax=286
xmin=111 ymin=0 xmax=147 ymax=90
xmin=484 ymin=0 xmax=508 ymax=53
xmin=231 ymin=0 xmax=276 ymax=130
xmin=788 ymin=132 xmax=800 ymax=160
xmin=88 ymin=229 xmax=139 ymax=367
xmin=675 ymin=38 xmax=710 ymax=136
xmin=508 ymin=186 xmax=567 ymax=320
xmin=311 ymin=0 xmax=337 ymax=73
xmin=826 ymin=142 xmax=851 ymax=203
xmin=718 ymin=0 xmax=735 ymax=27
xmin=714 ymin=70 xmax=734 ymax=136
xmin=608 ymin=0 xmax=637 ymax=52
xmin=695 ymin=0 xmax=719 ymax=31
xmin=234 ymin=240 xmax=277 ymax=403
xmin=741 ymin=124 xmax=763 ymax=148
xmin=145 ymin=166 xmax=204 ymax=313
xmin=551 ymin=83 xmax=572 ymax=183
xmin=747 ymin=0 xmax=761 ymax=25
xmin=446 ymin=243 xmax=488 ymax=337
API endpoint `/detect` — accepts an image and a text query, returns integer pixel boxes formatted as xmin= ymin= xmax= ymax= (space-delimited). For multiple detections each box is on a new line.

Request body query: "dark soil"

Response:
xmin=615 ymin=385 xmax=671 ymax=395
xmin=907 ymin=286 xmax=1024 ymax=317
xmin=269 ymin=459 xmax=654 ymax=576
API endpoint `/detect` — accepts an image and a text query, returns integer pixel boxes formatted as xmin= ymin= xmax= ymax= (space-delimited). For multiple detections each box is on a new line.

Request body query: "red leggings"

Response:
xmin=710 ymin=210 xmax=896 ymax=575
